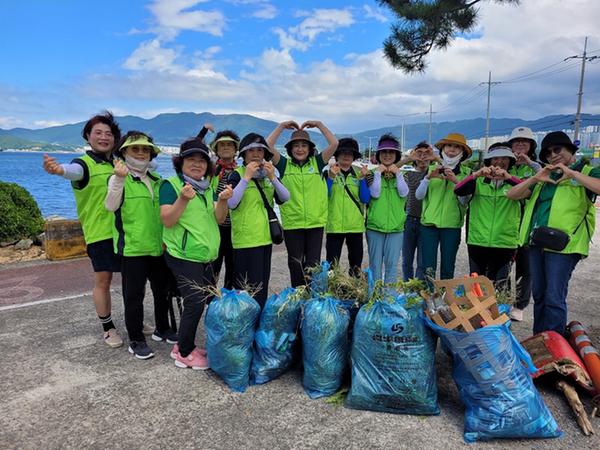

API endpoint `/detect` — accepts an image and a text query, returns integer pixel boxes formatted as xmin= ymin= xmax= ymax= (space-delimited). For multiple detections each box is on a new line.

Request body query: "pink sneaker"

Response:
xmin=174 ymin=349 xmax=209 ymax=370
xmin=171 ymin=344 xmax=207 ymax=358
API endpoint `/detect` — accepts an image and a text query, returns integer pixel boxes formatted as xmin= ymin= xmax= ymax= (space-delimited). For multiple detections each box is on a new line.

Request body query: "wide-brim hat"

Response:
xmin=210 ymin=136 xmax=239 ymax=154
xmin=118 ymin=135 xmax=161 ymax=156
xmin=334 ymin=137 xmax=361 ymax=160
xmin=508 ymin=126 xmax=537 ymax=152
xmin=435 ymin=133 xmax=472 ymax=159
xmin=284 ymin=130 xmax=316 ymax=153
xmin=539 ymin=131 xmax=578 ymax=163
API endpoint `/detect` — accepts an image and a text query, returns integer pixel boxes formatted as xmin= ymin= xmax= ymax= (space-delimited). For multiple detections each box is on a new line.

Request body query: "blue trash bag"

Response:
xmin=309 ymin=260 xmax=330 ymax=296
xmin=251 ymin=287 xmax=304 ymax=385
xmin=205 ymin=288 xmax=261 ymax=393
xmin=346 ymin=296 xmax=440 ymax=415
xmin=301 ymin=296 xmax=350 ymax=399
xmin=425 ymin=317 xmax=562 ymax=443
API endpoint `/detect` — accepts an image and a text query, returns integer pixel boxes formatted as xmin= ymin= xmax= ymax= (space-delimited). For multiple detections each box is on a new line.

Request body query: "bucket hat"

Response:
xmin=238 ymin=133 xmax=274 ymax=161
xmin=508 ymin=127 xmax=537 ymax=159
xmin=435 ymin=133 xmax=472 ymax=159
xmin=334 ymin=137 xmax=361 ymax=160
xmin=539 ymin=131 xmax=577 ymax=164
xmin=284 ymin=130 xmax=316 ymax=155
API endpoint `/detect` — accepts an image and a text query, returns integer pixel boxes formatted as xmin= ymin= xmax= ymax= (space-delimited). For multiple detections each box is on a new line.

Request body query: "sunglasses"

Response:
xmin=546 ymin=146 xmax=566 ymax=155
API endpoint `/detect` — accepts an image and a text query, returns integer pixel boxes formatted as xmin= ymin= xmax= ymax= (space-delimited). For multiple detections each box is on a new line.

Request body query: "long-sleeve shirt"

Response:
xmin=105 ymin=171 xmax=155 ymax=212
xmin=368 ymin=171 xmax=409 ymax=198
xmin=325 ymin=169 xmax=370 ymax=203
xmin=227 ymin=174 xmax=290 ymax=209
xmin=453 ymin=174 xmax=522 ymax=196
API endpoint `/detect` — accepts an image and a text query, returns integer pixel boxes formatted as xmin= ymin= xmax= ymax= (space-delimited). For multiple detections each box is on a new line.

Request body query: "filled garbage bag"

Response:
xmin=346 ymin=297 xmax=440 ymax=415
xmin=251 ymin=287 xmax=304 ymax=384
xmin=205 ymin=289 xmax=260 ymax=393
xmin=426 ymin=318 xmax=562 ymax=443
xmin=301 ymin=296 xmax=350 ymax=399
xmin=309 ymin=260 xmax=330 ymax=296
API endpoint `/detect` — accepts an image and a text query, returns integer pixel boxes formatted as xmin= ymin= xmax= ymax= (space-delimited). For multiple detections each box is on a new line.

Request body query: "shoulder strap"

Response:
xmin=252 ymin=179 xmax=277 ymax=221
xmin=341 ymin=173 xmax=363 ymax=214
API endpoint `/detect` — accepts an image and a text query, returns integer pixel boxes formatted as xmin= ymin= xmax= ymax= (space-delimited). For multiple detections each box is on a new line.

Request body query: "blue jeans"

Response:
xmin=529 ymin=246 xmax=580 ymax=335
xmin=366 ymin=229 xmax=403 ymax=284
xmin=402 ymin=216 xmax=424 ymax=281
xmin=419 ymin=225 xmax=461 ymax=280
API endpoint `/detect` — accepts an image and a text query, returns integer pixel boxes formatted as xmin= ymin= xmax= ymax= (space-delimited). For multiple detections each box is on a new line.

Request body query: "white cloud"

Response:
xmin=148 ymin=0 xmax=226 ymax=39
xmin=362 ymin=4 xmax=387 ymax=23
xmin=123 ymin=39 xmax=180 ymax=72
xmin=252 ymin=4 xmax=277 ymax=19
xmin=275 ymin=8 xmax=355 ymax=51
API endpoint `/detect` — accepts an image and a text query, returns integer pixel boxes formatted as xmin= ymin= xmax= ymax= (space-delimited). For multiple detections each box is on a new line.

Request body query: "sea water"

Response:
xmin=0 ymin=151 xmax=177 ymax=219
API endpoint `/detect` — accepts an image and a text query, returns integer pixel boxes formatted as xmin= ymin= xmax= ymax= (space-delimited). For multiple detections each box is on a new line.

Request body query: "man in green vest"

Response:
xmin=507 ymin=131 xmax=600 ymax=335
xmin=42 ymin=112 xmax=126 ymax=348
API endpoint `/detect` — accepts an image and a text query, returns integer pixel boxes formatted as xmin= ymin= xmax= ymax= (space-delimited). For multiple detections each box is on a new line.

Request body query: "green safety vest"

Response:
xmin=327 ymin=168 xmax=365 ymax=233
xmin=519 ymin=165 xmax=596 ymax=256
xmin=71 ymin=152 xmax=114 ymax=244
xmin=162 ymin=176 xmax=220 ymax=263
xmin=421 ymin=164 xmax=471 ymax=229
xmin=113 ymin=172 xmax=163 ymax=257
xmin=280 ymin=156 xmax=328 ymax=230
xmin=510 ymin=164 xmax=535 ymax=179
xmin=230 ymin=167 xmax=274 ymax=249
xmin=467 ymin=178 xmax=521 ymax=248
xmin=366 ymin=172 xmax=407 ymax=233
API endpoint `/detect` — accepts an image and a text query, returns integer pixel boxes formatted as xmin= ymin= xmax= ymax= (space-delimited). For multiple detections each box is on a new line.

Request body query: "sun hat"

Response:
xmin=375 ymin=134 xmax=401 ymax=164
xmin=508 ymin=126 xmax=537 ymax=159
xmin=238 ymin=133 xmax=274 ymax=161
xmin=116 ymin=134 xmax=161 ymax=159
xmin=210 ymin=135 xmax=239 ymax=154
xmin=334 ymin=137 xmax=361 ymax=160
xmin=179 ymin=139 xmax=211 ymax=161
xmin=539 ymin=131 xmax=577 ymax=164
xmin=434 ymin=132 xmax=472 ymax=159
xmin=284 ymin=130 xmax=316 ymax=154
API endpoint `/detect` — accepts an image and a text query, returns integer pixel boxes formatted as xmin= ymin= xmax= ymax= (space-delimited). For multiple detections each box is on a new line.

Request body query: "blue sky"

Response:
xmin=1 ymin=0 xmax=599 ymax=133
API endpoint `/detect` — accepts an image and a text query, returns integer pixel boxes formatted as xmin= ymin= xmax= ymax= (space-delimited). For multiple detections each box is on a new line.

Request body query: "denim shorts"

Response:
xmin=86 ymin=239 xmax=121 ymax=273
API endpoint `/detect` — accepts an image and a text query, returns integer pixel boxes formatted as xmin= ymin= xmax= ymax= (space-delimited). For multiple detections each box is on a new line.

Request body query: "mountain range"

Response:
xmin=1 ymin=112 xmax=599 ymax=152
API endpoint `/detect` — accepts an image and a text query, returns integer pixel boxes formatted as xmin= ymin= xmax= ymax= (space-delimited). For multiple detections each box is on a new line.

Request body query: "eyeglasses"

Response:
xmin=546 ymin=146 xmax=565 ymax=155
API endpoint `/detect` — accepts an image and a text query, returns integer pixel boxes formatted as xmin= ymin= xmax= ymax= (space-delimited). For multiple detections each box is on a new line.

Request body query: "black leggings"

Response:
xmin=164 ymin=253 xmax=213 ymax=357
xmin=283 ymin=227 xmax=324 ymax=287
xmin=325 ymin=232 xmax=363 ymax=277
xmin=233 ymin=245 xmax=273 ymax=307
xmin=121 ymin=255 xmax=171 ymax=343
xmin=211 ymin=225 xmax=234 ymax=290
xmin=467 ymin=245 xmax=516 ymax=291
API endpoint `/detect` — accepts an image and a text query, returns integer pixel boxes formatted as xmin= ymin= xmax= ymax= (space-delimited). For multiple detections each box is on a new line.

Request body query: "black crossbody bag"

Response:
xmin=253 ymin=179 xmax=284 ymax=245
xmin=530 ymin=212 xmax=589 ymax=252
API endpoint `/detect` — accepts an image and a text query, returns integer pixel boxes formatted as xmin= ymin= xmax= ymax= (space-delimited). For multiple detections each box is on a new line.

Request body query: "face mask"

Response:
xmin=124 ymin=155 xmax=151 ymax=173
xmin=442 ymin=152 xmax=463 ymax=169
xmin=183 ymin=174 xmax=210 ymax=194
xmin=252 ymin=168 xmax=267 ymax=179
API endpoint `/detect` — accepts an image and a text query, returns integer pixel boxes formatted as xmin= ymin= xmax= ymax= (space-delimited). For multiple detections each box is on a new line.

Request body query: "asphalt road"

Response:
xmin=1 ymin=220 xmax=600 ymax=449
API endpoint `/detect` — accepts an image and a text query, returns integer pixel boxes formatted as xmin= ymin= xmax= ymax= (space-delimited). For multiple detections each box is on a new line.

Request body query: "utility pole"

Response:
xmin=428 ymin=103 xmax=434 ymax=144
xmin=566 ymin=37 xmax=599 ymax=142
xmin=480 ymin=71 xmax=501 ymax=153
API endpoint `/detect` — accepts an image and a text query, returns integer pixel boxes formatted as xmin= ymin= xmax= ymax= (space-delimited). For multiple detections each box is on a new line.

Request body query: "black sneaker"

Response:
xmin=151 ymin=329 xmax=178 ymax=344
xmin=128 ymin=341 xmax=155 ymax=360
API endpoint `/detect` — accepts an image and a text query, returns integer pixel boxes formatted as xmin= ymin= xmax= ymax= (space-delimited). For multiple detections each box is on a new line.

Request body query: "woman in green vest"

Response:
xmin=267 ymin=120 xmax=338 ymax=287
xmin=507 ymin=126 xmax=541 ymax=321
xmin=227 ymin=133 xmax=290 ymax=306
xmin=105 ymin=131 xmax=173 ymax=360
xmin=325 ymin=137 xmax=370 ymax=277
xmin=160 ymin=138 xmax=232 ymax=370
xmin=416 ymin=132 xmax=472 ymax=280
xmin=365 ymin=134 xmax=409 ymax=283
xmin=454 ymin=146 xmax=523 ymax=289
xmin=42 ymin=112 xmax=125 ymax=348
xmin=507 ymin=131 xmax=600 ymax=335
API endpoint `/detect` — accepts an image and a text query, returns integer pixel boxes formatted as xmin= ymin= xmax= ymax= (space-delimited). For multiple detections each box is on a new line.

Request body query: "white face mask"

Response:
xmin=124 ymin=155 xmax=151 ymax=173
xmin=442 ymin=152 xmax=463 ymax=169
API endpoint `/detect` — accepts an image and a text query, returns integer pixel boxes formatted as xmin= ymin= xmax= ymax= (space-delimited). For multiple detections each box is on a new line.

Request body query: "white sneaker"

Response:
xmin=103 ymin=328 xmax=123 ymax=348
xmin=509 ymin=308 xmax=524 ymax=322
xmin=142 ymin=323 xmax=155 ymax=336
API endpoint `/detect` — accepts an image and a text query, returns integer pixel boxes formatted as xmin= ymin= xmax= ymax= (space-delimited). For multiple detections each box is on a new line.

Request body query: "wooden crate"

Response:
xmin=426 ymin=275 xmax=510 ymax=332
xmin=44 ymin=219 xmax=87 ymax=261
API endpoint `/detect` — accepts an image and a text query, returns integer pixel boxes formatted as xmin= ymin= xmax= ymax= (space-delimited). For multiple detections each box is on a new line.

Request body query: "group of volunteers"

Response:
xmin=43 ymin=111 xmax=600 ymax=368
